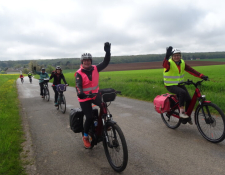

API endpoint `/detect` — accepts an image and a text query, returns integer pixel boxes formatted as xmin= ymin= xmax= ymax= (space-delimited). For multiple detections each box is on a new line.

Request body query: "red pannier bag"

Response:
xmin=153 ymin=93 xmax=171 ymax=114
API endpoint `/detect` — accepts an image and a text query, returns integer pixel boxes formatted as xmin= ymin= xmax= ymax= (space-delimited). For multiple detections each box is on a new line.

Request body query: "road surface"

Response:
xmin=17 ymin=77 xmax=225 ymax=175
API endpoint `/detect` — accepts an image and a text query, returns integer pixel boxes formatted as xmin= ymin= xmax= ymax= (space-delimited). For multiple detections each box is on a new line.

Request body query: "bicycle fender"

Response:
xmin=106 ymin=120 xmax=117 ymax=125
xmin=194 ymin=101 xmax=212 ymax=124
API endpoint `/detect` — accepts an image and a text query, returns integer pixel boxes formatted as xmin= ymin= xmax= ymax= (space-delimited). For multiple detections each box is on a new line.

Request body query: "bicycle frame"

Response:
xmin=92 ymin=102 xmax=116 ymax=145
xmin=170 ymin=83 xmax=211 ymax=119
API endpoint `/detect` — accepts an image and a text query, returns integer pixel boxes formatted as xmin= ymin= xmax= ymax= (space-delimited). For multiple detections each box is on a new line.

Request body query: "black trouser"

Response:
xmin=79 ymin=94 xmax=102 ymax=134
xmin=166 ymin=85 xmax=191 ymax=111
xmin=52 ymin=86 xmax=58 ymax=103
xmin=39 ymin=82 xmax=44 ymax=96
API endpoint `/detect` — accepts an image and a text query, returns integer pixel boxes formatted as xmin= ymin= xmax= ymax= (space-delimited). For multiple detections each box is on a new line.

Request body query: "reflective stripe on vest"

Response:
xmin=82 ymin=84 xmax=99 ymax=92
xmin=163 ymin=74 xmax=184 ymax=79
xmin=163 ymin=59 xmax=185 ymax=86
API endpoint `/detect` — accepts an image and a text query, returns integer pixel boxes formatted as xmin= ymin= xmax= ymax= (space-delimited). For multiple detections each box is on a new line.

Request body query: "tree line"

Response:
xmin=1 ymin=51 xmax=225 ymax=73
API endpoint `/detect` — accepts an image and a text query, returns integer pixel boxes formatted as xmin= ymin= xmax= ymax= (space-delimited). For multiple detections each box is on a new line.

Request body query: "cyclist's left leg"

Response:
xmin=39 ymin=83 xmax=44 ymax=97
xmin=80 ymin=101 xmax=94 ymax=148
xmin=52 ymin=86 xmax=58 ymax=105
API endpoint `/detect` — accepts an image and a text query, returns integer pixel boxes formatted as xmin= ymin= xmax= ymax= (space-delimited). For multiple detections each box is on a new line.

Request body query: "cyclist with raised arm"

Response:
xmin=50 ymin=66 xmax=68 ymax=106
xmin=75 ymin=42 xmax=111 ymax=149
xmin=34 ymin=67 xmax=50 ymax=98
xmin=163 ymin=46 xmax=208 ymax=123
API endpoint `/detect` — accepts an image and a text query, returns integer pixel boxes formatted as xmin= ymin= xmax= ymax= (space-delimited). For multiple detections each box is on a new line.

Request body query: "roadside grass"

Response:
xmin=63 ymin=65 xmax=225 ymax=112
xmin=0 ymin=75 xmax=26 ymax=175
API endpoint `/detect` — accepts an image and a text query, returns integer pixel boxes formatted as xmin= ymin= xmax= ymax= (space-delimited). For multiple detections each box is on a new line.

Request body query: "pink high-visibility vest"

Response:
xmin=76 ymin=65 xmax=99 ymax=102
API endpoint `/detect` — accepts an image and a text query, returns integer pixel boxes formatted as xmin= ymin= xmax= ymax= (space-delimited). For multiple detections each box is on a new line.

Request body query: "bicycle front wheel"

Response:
xmin=45 ymin=88 xmax=50 ymax=101
xmin=161 ymin=107 xmax=181 ymax=129
xmin=59 ymin=94 xmax=66 ymax=114
xmin=103 ymin=122 xmax=128 ymax=172
xmin=195 ymin=102 xmax=225 ymax=143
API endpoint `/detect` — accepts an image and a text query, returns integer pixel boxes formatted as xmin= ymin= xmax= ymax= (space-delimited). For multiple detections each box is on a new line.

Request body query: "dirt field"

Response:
xmin=102 ymin=61 xmax=225 ymax=72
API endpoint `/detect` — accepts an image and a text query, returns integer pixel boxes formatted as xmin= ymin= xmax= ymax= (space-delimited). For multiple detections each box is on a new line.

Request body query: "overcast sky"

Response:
xmin=1 ymin=0 xmax=225 ymax=61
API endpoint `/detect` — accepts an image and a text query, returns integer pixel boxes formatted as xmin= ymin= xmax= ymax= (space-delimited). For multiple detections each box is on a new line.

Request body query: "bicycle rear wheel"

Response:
xmin=103 ymin=122 xmax=128 ymax=172
xmin=59 ymin=94 xmax=66 ymax=113
xmin=161 ymin=107 xmax=181 ymax=129
xmin=45 ymin=88 xmax=50 ymax=101
xmin=195 ymin=102 xmax=225 ymax=143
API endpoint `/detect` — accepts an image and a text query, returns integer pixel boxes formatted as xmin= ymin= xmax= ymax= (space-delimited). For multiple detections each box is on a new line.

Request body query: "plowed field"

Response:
xmin=103 ymin=61 xmax=225 ymax=72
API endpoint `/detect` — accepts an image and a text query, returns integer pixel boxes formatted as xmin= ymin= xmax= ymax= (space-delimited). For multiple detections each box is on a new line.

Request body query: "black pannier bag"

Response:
xmin=70 ymin=108 xmax=84 ymax=133
xmin=98 ymin=88 xmax=116 ymax=102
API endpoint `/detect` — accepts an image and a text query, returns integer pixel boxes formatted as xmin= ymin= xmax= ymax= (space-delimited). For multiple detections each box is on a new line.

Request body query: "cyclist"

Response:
xmin=34 ymin=67 xmax=50 ymax=98
xmin=50 ymin=66 xmax=68 ymax=106
xmin=19 ymin=74 xmax=24 ymax=83
xmin=75 ymin=42 xmax=111 ymax=148
xmin=28 ymin=72 xmax=32 ymax=81
xmin=163 ymin=46 xmax=208 ymax=122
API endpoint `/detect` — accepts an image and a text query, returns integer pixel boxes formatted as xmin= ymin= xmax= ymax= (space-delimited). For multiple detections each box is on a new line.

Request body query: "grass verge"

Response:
xmin=0 ymin=75 xmax=26 ymax=175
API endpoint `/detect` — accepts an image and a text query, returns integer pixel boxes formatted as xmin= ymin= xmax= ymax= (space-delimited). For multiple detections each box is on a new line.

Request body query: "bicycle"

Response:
xmin=160 ymin=79 xmax=225 ymax=143
xmin=29 ymin=76 xmax=32 ymax=84
xmin=82 ymin=89 xmax=128 ymax=172
xmin=52 ymin=84 xmax=68 ymax=114
xmin=39 ymin=78 xmax=50 ymax=101
xmin=21 ymin=78 xmax=24 ymax=84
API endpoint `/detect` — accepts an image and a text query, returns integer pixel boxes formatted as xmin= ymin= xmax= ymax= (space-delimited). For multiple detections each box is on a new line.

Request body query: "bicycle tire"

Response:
xmin=59 ymin=94 xmax=66 ymax=114
xmin=195 ymin=102 xmax=225 ymax=143
xmin=103 ymin=122 xmax=128 ymax=172
xmin=45 ymin=88 xmax=50 ymax=101
xmin=161 ymin=107 xmax=181 ymax=129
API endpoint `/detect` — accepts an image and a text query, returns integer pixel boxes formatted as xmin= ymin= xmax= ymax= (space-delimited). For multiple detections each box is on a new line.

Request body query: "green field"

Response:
xmin=0 ymin=75 xmax=26 ymax=175
xmin=63 ymin=65 xmax=225 ymax=112
xmin=195 ymin=58 xmax=225 ymax=62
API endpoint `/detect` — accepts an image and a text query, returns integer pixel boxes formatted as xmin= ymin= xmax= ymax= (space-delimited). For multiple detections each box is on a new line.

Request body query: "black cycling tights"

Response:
xmin=166 ymin=85 xmax=191 ymax=111
xmin=52 ymin=86 xmax=58 ymax=103
xmin=79 ymin=94 xmax=102 ymax=134
xmin=39 ymin=83 xmax=44 ymax=96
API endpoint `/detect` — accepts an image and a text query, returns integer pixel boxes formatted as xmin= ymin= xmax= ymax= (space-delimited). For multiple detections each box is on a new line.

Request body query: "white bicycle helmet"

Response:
xmin=81 ymin=53 xmax=92 ymax=63
xmin=56 ymin=66 xmax=61 ymax=70
xmin=172 ymin=48 xmax=181 ymax=54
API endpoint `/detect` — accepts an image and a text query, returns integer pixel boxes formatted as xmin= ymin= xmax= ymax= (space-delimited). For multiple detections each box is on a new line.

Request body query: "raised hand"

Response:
xmin=166 ymin=46 xmax=173 ymax=60
xmin=104 ymin=42 xmax=111 ymax=53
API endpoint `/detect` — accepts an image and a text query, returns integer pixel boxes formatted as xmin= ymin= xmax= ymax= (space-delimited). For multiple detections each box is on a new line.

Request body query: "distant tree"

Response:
xmin=23 ymin=68 xmax=29 ymax=74
xmin=28 ymin=60 xmax=38 ymax=73
xmin=46 ymin=65 xmax=55 ymax=74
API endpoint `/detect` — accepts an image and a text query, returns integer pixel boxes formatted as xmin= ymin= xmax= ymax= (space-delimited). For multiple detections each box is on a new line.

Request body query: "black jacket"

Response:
xmin=50 ymin=73 xmax=67 ymax=85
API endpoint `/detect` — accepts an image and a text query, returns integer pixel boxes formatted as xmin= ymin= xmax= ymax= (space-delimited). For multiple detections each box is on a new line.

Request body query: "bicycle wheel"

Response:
xmin=103 ymin=122 xmax=128 ymax=172
xmin=45 ymin=88 xmax=50 ymax=101
xmin=195 ymin=102 xmax=225 ymax=143
xmin=161 ymin=107 xmax=181 ymax=129
xmin=59 ymin=94 xmax=66 ymax=113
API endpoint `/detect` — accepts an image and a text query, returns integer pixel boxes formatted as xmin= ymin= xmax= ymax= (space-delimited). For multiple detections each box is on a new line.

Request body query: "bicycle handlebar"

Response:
xmin=84 ymin=90 xmax=121 ymax=99
xmin=178 ymin=79 xmax=208 ymax=87
xmin=39 ymin=78 xmax=49 ymax=80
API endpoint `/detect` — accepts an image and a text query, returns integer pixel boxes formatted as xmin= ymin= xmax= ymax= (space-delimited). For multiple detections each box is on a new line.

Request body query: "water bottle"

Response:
xmin=94 ymin=120 xmax=98 ymax=127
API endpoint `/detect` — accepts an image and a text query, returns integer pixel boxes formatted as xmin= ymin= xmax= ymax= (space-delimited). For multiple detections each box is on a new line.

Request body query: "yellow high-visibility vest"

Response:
xmin=164 ymin=59 xmax=185 ymax=86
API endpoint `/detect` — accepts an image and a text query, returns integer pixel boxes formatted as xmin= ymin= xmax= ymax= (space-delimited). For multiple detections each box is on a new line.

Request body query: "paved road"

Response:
xmin=17 ymin=77 xmax=225 ymax=175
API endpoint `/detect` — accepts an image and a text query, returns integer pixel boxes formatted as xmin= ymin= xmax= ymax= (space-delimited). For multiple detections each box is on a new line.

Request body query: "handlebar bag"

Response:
xmin=57 ymin=84 xmax=66 ymax=92
xmin=153 ymin=93 xmax=171 ymax=114
xmin=98 ymin=88 xmax=116 ymax=102
xmin=69 ymin=108 xmax=84 ymax=133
